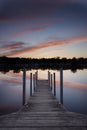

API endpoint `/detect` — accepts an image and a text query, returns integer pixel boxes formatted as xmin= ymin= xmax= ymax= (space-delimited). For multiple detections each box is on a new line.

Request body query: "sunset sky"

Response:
xmin=0 ymin=0 xmax=87 ymax=58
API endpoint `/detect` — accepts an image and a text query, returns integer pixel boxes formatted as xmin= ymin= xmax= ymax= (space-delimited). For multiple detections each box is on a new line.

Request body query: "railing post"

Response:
xmin=33 ymin=74 xmax=35 ymax=92
xmin=51 ymin=74 xmax=52 ymax=91
xmin=23 ymin=68 xmax=26 ymax=105
xmin=34 ymin=72 xmax=36 ymax=88
xmin=36 ymin=71 xmax=38 ymax=80
xmin=48 ymin=71 xmax=49 ymax=82
xmin=30 ymin=73 xmax=32 ymax=96
xmin=35 ymin=71 xmax=38 ymax=87
xmin=60 ymin=68 xmax=63 ymax=104
xmin=48 ymin=71 xmax=50 ymax=87
xmin=54 ymin=73 xmax=56 ymax=96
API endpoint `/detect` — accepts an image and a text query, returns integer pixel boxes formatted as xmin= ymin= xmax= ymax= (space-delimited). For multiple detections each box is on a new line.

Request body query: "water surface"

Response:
xmin=0 ymin=69 xmax=87 ymax=115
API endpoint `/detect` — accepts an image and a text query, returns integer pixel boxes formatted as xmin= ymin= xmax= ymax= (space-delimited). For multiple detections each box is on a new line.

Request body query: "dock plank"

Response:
xmin=0 ymin=80 xmax=87 ymax=130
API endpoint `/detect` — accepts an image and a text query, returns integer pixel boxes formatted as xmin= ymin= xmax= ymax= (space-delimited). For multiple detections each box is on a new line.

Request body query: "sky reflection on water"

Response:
xmin=56 ymin=69 xmax=87 ymax=115
xmin=0 ymin=69 xmax=87 ymax=115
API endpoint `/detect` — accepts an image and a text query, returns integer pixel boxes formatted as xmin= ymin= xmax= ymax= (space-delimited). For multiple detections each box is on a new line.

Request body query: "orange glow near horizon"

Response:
xmin=1 ymin=35 xmax=85 ymax=58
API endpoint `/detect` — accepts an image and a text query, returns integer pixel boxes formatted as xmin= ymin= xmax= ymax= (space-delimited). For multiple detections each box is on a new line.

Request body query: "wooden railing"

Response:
xmin=22 ymin=68 xmax=63 ymax=105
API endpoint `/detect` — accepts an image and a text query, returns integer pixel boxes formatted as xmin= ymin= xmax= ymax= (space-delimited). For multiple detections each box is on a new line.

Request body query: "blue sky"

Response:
xmin=0 ymin=0 xmax=87 ymax=58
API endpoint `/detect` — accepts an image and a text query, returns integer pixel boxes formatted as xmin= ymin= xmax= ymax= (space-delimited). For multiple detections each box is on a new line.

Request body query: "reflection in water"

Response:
xmin=0 ymin=64 xmax=86 ymax=74
xmin=71 ymin=69 xmax=77 ymax=73
xmin=0 ymin=69 xmax=87 ymax=116
xmin=13 ymin=69 xmax=21 ymax=73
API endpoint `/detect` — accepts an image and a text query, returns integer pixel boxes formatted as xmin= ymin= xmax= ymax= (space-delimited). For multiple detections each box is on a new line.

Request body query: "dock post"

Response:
xmin=49 ymin=72 xmax=50 ymax=88
xmin=33 ymin=74 xmax=35 ymax=92
xmin=48 ymin=71 xmax=49 ymax=80
xmin=60 ymin=68 xmax=63 ymax=104
xmin=51 ymin=74 xmax=52 ymax=91
xmin=53 ymin=73 xmax=56 ymax=96
xmin=23 ymin=68 xmax=26 ymax=105
xmin=35 ymin=71 xmax=38 ymax=87
xmin=48 ymin=71 xmax=50 ymax=87
xmin=34 ymin=72 xmax=36 ymax=88
xmin=36 ymin=71 xmax=38 ymax=80
xmin=30 ymin=73 xmax=32 ymax=96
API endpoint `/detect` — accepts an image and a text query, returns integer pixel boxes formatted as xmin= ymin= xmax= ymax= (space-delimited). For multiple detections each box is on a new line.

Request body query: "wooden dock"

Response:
xmin=0 ymin=79 xmax=87 ymax=130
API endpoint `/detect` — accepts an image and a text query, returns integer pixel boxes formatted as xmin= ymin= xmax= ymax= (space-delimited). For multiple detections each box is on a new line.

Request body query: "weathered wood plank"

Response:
xmin=0 ymin=79 xmax=87 ymax=130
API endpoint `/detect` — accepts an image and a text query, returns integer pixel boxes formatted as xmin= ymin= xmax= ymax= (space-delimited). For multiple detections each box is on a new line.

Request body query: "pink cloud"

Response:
xmin=0 ymin=42 xmax=25 ymax=56
xmin=0 ymin=42 xmax=24 ymax=50
xmin=11 ymin=35 xmax=87 ymax=56
xmin=0 ymin=35 xmax=87 ymax=57
xmin=10 ymin=27 xmax=48 ymax=38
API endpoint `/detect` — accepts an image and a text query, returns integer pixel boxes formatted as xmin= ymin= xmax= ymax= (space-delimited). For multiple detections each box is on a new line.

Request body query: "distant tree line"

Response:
xmin=0 ymin=56 xmax=87 ymax=71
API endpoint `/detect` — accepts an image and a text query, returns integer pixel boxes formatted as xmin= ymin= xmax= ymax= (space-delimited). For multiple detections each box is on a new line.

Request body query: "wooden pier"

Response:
xmin=0 ymin=71 xmax=87 ymax=130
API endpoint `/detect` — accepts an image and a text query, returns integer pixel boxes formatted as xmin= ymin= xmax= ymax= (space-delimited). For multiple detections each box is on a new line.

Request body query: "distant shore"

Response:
xmin=0 ymin=56 xmax=87 ymax=73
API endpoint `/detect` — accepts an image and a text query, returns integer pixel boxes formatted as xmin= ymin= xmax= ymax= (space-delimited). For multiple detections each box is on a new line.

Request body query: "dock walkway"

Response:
xmin=0 ymin=80 xmax=87 ymax=130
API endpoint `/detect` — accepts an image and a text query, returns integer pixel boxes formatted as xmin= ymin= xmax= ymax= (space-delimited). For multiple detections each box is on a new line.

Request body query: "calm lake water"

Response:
xmin=0 ymin=69 xmax=87 ymax=115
